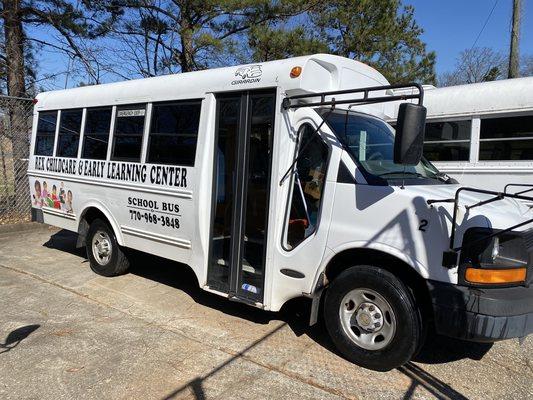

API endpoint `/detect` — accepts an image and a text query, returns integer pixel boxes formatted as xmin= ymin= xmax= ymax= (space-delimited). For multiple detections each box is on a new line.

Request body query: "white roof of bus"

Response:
xmin=389 ymin=77 xmax=533 ymax=120
xmin=35 ymin=54 xmax=390 ymax=113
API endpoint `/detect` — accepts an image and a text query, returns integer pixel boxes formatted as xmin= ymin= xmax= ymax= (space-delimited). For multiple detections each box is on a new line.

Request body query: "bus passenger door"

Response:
xmin=207 ymin=90 xmax=276 ymax=304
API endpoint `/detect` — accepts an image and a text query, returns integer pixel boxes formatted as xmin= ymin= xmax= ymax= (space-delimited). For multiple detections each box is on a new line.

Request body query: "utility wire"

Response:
xmin=470 ymin=0 xmax=500 ymax=51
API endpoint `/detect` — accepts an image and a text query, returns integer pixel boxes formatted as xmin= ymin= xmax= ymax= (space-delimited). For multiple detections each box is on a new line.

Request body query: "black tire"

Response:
xmin=324 ymin=265 xmax=422 ymax=371
xmin=86 ymin=219 xmax=130 ymax=277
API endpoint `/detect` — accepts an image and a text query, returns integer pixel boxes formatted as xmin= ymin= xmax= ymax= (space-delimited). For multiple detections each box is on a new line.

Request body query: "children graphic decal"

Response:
xmin=42 ymin=181 xmax=49 ymax=199
xmin=31 ymin=179 xmax=75 ymax=214
xmin=65 ymin=190 xmax=73 ymax=213
xmin=32 ymin=180 xmax=43 ymax=207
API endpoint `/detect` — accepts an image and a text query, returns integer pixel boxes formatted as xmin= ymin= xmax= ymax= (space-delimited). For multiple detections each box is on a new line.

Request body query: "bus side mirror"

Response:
xmin=394 ymin=103 xmax=427 ymax=165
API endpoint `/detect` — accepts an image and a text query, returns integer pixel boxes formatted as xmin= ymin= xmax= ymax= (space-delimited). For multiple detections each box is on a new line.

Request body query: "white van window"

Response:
xmin=286 ymin=124 xmax=328 ymax=249
xmin=479 ymin=115 xmax=533 ymax=160
xmin=56 ymin=109 xmax=83 ymax=158
xmin=423 ymin=120 xmax=471 ymax=161
xmin=147 ymin=100 xmax=201 ymax=166
xmin=82 ymin=107 xmax=112 ymax=160
xmin=111 ymin=104 xmax=146 ymax=161
xmin=34 ymin=111 xmax=58 ymax=156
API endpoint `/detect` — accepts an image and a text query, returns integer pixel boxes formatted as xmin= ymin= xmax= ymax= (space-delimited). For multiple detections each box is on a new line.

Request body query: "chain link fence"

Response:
xmin=0 ymin=95 xmax=34 ymax=224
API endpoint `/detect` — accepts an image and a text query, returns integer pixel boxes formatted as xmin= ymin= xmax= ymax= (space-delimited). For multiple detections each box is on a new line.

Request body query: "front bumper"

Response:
xmin=427 ymin=280 xmax=533 ymax=342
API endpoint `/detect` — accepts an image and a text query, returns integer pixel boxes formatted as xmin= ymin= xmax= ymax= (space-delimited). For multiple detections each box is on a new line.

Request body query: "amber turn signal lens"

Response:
xmin=465 ymin=267 xmax=527 ymax=284
xmin=290 ymin=66 xmax=302 ymax=78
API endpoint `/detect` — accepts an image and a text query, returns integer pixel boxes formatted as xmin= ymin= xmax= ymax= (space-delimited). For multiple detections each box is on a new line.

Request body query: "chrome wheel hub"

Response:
xmin=355 ymin=302 xmax=384 ymax=332
xmin=339 ymin=288 xmax=396 ymax=350
xmin=92 ymin=230 xmax=112 ymax=265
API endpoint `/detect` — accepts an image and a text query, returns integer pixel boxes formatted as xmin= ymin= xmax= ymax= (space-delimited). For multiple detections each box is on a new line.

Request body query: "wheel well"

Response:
xmin=324 ymin=248 xmax=432 ymax=319
xmin=82 ymin=207 xmax=108 ymax=225
xmin=77 ymin=207 xmax=113 ymax=248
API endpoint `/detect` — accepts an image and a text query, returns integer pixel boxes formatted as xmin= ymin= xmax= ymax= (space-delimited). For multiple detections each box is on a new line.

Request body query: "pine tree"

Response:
xmin=245 ymin=0 xmax=436 ymax=84
xmin=107 ymin=0 xmax=293 ymax=75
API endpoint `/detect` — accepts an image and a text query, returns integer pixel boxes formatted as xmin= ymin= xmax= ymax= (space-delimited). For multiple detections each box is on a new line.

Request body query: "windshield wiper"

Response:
xmin=435 ymin=172 xmax=458 ymax=184
xmin=377 ymin=171 xmax=425 ymax=178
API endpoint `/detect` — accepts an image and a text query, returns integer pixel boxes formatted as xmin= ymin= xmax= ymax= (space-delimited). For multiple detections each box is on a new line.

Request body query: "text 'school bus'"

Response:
xmin=391 ymin=77 xmax=533 ymax=195
xmin=28 ymin=54 xmax=533 ymax=371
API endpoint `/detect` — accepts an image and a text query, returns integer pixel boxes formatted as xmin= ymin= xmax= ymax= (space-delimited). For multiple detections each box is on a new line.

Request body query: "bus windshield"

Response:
xmin=320 ymin=108 xmax=444 ymax=184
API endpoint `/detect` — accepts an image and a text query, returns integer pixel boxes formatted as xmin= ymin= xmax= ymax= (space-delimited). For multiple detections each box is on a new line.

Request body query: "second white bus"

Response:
xmin=394 ymin=77 xmax=533 ymax=194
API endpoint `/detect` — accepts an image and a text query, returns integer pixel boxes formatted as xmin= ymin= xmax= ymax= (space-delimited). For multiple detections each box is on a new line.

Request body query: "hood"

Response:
xmin=401 ymin=184 xmax=533 ymax=233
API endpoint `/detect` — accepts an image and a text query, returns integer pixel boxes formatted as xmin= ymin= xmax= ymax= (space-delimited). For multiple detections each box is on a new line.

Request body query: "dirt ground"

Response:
xmin=0 ymin=223 xmax=532 ymax=400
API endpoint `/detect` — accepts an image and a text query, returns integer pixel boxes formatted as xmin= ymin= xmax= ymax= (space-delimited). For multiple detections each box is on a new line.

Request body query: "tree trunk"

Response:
xmin=179 ymin=18 xmax=195 ymax=72
xmin=3 ymin=0 xmax=26 ymax=97
xmin=2 ymin=0 xmax=31 ymax=218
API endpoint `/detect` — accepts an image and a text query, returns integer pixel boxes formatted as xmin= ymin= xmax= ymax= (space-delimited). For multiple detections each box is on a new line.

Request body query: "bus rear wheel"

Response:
xmin=324 ymin=265 xmax=422 ymax=371
xmin=86 ymin=219 xmax=130 ymax=277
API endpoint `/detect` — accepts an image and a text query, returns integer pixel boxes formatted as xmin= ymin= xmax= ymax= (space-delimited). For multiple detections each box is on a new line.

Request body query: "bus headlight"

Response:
xmin=459 ymin=227 xmax=530 ymax=286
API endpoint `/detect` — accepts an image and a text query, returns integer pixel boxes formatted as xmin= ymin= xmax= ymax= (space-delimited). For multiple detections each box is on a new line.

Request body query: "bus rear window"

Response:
xmin=34 ymin=111 xmax=58 ymax=156
xmin=111 ymin=105 xmax=146 ymax=161
xmin=56 ymin=109 xmax=83 ymax=158
xmin=147 ymin=101 xmax=201 ymax=166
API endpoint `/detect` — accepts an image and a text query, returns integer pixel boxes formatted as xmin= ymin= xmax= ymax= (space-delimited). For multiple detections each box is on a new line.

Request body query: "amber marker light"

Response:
xmin=290 ymin=66 xmax=302 ymax=78
xmin=465 ymin=267 xmax=527 ymax=284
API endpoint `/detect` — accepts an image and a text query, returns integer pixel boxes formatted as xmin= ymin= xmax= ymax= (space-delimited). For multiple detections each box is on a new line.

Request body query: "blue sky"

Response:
xmin=406 ymin=0 xmax=533 ymax=74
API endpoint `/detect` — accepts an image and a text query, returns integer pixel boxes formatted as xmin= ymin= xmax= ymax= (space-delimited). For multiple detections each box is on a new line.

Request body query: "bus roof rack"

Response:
xmin=504 ymin=183 xmax=533 ymax=196
xmin=282 ymin=82 xmax=424 ymax=110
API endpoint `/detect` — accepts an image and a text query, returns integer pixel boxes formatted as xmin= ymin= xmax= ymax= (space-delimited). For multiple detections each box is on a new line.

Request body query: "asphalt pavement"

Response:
xmin=0 ymin=223 xmax=531 ymax=399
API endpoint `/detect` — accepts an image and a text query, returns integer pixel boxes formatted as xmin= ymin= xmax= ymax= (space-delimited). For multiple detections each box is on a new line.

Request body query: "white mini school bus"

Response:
xmin=28 ymin=54 xmax=533 ymax=371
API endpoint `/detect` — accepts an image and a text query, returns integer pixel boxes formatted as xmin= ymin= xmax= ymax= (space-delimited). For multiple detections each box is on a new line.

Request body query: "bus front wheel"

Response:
xmin=86 ymin=219 xmax=130 ymax=277
xmin=324 ymin=265 xmax=422 ymax=371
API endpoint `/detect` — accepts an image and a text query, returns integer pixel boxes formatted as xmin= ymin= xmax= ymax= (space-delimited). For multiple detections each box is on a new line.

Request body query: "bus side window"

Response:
xmin=285 ymin=124 xmax=329 ymax=249
xmin=34 ymin=111 xmax=58 ymax=156
xmin=111 ymin=104 xmax=147 ymax=161
xmin=82 ymin=107 xmax=112 ymax=160
xmin=56 ymin=109 xmax=83 ymax=158
xmin=479 ymin=115 xmax=533 ymax=160
xmin=147 ymin=100 xmax=201 ymax=166
xmin=423 ymin=120 xmax=471 ymax=162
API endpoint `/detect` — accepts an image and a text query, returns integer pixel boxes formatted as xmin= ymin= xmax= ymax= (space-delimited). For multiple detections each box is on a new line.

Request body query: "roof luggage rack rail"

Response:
xmin=504 ymin=183 xmax=533 ymax=196
xmin=282 ymin=83 xmax=424 ymax=110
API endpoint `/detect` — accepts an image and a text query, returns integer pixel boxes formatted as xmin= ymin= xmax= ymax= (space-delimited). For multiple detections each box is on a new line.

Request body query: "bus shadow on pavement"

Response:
xmin=127 ymin=246 xmax=325 ymax=340
xmin=413 ymin=333 xmax=492 ymax=364
xmin=131 ymin=248 xmax=492 ymax=364
xmin=43 ymin=229 xmax=86 ymax=258
xmin=43 ymin=229 xmax=492 ymax=394
xmin=42 ymin=229 xmax=323 ymax=335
